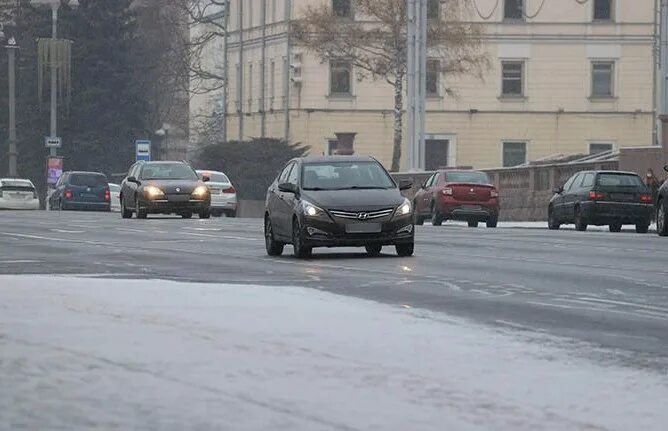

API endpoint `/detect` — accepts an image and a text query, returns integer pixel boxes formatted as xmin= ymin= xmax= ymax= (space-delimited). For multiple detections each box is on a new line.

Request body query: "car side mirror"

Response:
xmin=127 ymin=176 xmax=140 ymax=185
xmin=278 ymin=182 xmax=298 ymax=194
xmin=664 ymin=164 xmax=668 ymax=174
xmin=553 ymin=186 xmax=563 ymax=194
xmin=399 ymin=180 xmax=413 ymax=191
xmin=202 ymin=175 xmax=210 ymax=183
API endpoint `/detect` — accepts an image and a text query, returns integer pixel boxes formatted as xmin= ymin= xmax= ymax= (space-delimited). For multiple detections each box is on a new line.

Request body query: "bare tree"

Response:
xmin=294 ymin=0 xmax=488 ymax=171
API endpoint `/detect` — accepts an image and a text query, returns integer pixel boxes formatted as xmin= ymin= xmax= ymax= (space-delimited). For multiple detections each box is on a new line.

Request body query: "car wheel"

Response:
xmin=574 ymin=207 xmax=587 ymax=232
xmin=136 ymin=198 xmax=147 ymax=219
xmin=486 ymin=217 xmax=498 ymax=228
xmin=468 ymin=221 xmax=479 ymax=228
xmin=609 ymin=223 xmax=622 ymax=233
xmin=181 ymin=212 xmax=192 ymax=219
xmin=226 ymin=210 xmax=237 ymax=218
xmin=636 ymin=222 xmax=650 ymax=234
xmin=199 ymin=209 xmax=211 ymax=219
xmin=431 ymin=203 xmax=443 ymax=227
xmin=365 ymin=244 xmax=382 ymax=257
xmin=58 ymin=199 xmax=64 ymax=211
xmin=292 ymin=218 xmax=312 ymax=259
xmin=547 ymin=207 xmax=560 ymax=230
xmin=658 ymin=199 xmax=668 ymax=237
xmin=121 ymin=197 xmax=133 ymax=219
xmin=396 ymin=243 xmax=414 ymax=257
xmin=265 ymin=216 xmax=284 ymax=256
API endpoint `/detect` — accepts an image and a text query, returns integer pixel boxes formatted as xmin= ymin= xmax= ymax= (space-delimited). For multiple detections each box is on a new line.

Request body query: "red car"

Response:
xmin=413 ymin=170 xmax=500 ymax=228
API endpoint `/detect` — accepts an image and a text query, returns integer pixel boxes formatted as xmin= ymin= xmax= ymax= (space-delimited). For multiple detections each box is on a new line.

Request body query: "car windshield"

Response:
xmin=446 ymin=171 xmax=490 ymax=184
xmin=69 ymin=173 xmax=108 ymax=187
xmin=302 ymin=161 xmax=395 ymax=190
xmin=596 ymin=173 xmax=644 ymax=187
xmin=141 ymin=164 xmax=198 ymax=180
xmin=198 ymin=172 xmax=230 ymax=183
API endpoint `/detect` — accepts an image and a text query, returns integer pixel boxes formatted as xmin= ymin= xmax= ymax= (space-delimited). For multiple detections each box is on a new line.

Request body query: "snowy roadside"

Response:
xmin=1 ymin=275 xmax=666 ymax=431
xmin=427 ymin=220 xmax=659 ymax=232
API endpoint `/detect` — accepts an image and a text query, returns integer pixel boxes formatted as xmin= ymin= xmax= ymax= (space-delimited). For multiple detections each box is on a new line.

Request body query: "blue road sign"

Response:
xmin=136 ymin=140 xmax=151 ymax=162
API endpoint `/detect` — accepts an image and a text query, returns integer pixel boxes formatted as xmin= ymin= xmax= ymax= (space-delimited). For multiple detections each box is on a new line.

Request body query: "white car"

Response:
xmin=0 ymin=178 xmax=40 ymax=210
xmin=109 ymin=183 xmax=121 ymax=212
xmin=196 ymin=170 xmax=237 ymax=217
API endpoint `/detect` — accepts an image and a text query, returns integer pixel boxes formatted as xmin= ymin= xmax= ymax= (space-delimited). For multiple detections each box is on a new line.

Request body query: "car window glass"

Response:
xmin=302 ymin=161 xmax=395 ymax=190
xmin=596 ymin=173 xmax=644 ymax=187
xmin=287 ymin=163 xmax=299 ymax=185
xmin=446 ymin=171 xmax=490 ymax=184
xmin=198 ymin=172 xmax=230 ymax=183
xmin=70 ymin=174 xmax=108 ymax=187
xmin=278 ymin=163 xmax=294 ymax=184
xmin=140 ymin=163 xmax=197 ymax=180
xmin=424 ymin=174 xmax=436 ymax=188
xmin=567 ymin=173 xmax=583 ymax=191
xmin=581 ymin=173 xmax=595 ymax=188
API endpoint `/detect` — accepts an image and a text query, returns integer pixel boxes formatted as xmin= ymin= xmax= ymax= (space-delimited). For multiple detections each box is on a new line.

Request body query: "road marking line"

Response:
xmin=51 ymin=229 xmax=84 ymax=234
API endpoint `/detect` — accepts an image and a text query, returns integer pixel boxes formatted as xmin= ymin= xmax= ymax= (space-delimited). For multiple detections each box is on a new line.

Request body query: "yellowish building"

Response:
xmin=190 ymin=0 xmax=659 ymax=170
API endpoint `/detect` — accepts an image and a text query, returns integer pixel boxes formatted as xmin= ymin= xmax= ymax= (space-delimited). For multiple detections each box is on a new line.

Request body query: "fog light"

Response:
xmin=397 ymin=225 xmax=413 ymax=234
xmin=307 ymin=227 xmax=328 ymax=236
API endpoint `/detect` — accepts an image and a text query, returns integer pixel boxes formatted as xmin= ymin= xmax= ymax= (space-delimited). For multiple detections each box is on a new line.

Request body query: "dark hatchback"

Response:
xmin=48 ymin=171 xmax=111 ymax=211
xmin=264 ymin=156 xmax=415 ymax=258
xmin=548 ymin=170 xmax=653 ymax=233
xmin=120 ymin=161 xmax=211 ymax=219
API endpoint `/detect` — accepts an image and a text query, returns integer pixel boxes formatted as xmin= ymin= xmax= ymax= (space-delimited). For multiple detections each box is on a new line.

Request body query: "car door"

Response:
xmin=553 ymin=174 xmax=575 ymax=220
xmin=271 ymin=162 xmax=295 ymax=238
xmin=282 ymin=161 xmax=301 ymax=233
xmin=418 ymin=173 xmax=436 ymax=215
xmin=562 ymin=172 xmax=584 ymax=221
xmin=414 ymin=174 xmax=432 ymax=215
xmin=122 ymin=164 xmax=140 ymax=209
xmin=51 ymin=173 xmax=67 ymax=207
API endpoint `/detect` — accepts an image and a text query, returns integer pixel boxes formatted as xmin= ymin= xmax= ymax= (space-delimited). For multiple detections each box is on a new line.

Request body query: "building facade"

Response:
xmin=190 ymin=0 xmax=659 ymax=170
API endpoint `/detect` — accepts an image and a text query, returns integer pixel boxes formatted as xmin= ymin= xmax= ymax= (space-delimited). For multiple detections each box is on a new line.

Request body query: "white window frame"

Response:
xmin=332 ymin=0 xmax=354 ymax=19
xmin=503 ymin=0 xmax=525 ymax=21
xmin=592 ymin=0 xmax=615 ymax=22
xmin=501 ymin=141 xmax=528 ymax=168
xmin=588 ymin=141 xmax=615 ymax=155
xmin=590 ymin=60 xmax=616 ymax=98
xmin=500 ymin=60 xmax=525 ymax=98
xmin=329 ymin=59 xmax=353 ymax=97
xmin=424 ymin=133 xmax=458 ymax=168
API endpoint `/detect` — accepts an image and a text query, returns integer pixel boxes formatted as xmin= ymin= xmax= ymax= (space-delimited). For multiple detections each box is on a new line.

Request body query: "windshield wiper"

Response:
xmin=302 ymin=187 xmax=328 ymax=191
xmin=336 ymin=186 xmax=389 ymax=190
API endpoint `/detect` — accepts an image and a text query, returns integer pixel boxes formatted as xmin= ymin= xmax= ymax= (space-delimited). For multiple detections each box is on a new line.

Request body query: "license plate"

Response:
xmin=345 ymin=223 xmax=382 ymax=234
xmin=10 ymin=193 xmax=22 ymax=199
xmin=610 ymin=193 xmax=633 ymax=202
xmin=168 ymin=195 xmax=189 ymax=202
xmin=461 ymin=205 xmax=482 ymax=211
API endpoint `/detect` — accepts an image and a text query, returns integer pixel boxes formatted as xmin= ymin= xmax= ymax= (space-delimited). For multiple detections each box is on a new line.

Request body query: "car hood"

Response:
xmin=144 ymin=180 xmax=202 ymax=194
xmin=302 ymin=188 xmax=404 ymax=211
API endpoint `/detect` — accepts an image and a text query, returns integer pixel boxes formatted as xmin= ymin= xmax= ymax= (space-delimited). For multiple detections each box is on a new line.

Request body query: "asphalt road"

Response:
xmin=1 ymin=210 xmax=667 ymax=371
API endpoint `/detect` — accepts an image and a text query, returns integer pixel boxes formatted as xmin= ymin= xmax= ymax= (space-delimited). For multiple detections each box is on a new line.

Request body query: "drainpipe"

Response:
xmin=238 ymin=0 xmax=244 ymax=140
xmin=284 ymin=0 xmax=292 ymax=142
xmin=261 ymin=0 xmax=267 ymax=138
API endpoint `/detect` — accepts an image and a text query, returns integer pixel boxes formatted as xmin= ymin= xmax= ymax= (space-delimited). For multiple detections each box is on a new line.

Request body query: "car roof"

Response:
xmin=65 ymin=171 xmax=107 ymax=175
xmin=138 ymin=161 xmax=189 ymax=165
xmin=440 ymin=169 xmax=486 ymax=174
xmin=196 ymin=169 xmax=228 ymax=176
xmin=592 ymin=170 xmax=641 ymax=176
xmin=299 ymin=155 xmax=378 ymax=164
xmin=0 ymin=178 xmax=34 ymax=184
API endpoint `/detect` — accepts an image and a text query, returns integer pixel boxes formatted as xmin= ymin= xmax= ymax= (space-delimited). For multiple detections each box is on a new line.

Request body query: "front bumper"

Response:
xmin=0 ymin=198 xmax=40 ymax=210
xmin=141 ymin=198 xmax=210 ymax=214
xmin=581 ymin=201 xmax=652 ymax=224
xmin=437 ymin=198 xmax=499 ymax=221
xmin=300 ymin=214 xmax=414 ymax=247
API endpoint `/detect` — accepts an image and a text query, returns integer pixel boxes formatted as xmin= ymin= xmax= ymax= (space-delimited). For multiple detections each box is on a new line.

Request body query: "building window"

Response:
xmin=591 ymin=61 xmax=614 ymax=97
xmin=503 ymin=142 xmax=527 ymax=167
xmin=590 ymin=142 xmax=613 ymax=155
xmin=330 ymin=60 xmax=352 ymax=96
xmin=593 ymin=0 xmax=613 ymax=21
xmin=501 ymin=61 xmax=524 ymax=97
xmin=426 ymin=59 xmax=440 ymax=96
xmin=427 ymin=0 xmax=440 ymax=19
xmin=333 ymin=0 xmax=352 ymax=19
xmin=504 ymin=0 xmax=524 ymax=20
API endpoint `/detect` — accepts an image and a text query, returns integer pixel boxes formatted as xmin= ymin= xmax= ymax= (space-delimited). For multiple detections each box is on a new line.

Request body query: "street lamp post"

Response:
xmin=1 ymin=28 xmax=19 ymax=178
xmin=31 ymin=0 xmax=79 ymax=158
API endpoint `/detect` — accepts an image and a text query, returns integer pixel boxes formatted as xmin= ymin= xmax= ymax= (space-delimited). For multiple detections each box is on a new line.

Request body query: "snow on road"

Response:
xmin=0 ymin=275 xmax=666 ymax=431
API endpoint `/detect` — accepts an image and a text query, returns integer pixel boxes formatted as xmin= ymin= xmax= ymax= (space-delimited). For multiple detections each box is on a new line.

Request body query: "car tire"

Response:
xmin=226 ymin=210 xmax=237 ymax=218
xmin=431 ymin=203 xmax=444 ymax=227
xmin=468 ymin=221 xmax=479 ymax=228
xmin=636 ymin=222 xmax=650 ymax=234
xmin=396 ymin=243 xmax=414 ymax=257
xmin=58 ymin=200 xmax=65 ymax=211
xmin=658 ymin=199 xmax=668 ymax=237
xmin=486 ymin=217 xmax=498 ymax=228
xmin=365 ymin=244 xmax=382 ymax=257
xmin=181 ymin=212 xmax=192 ymax=219
xmin=547 ymin=207 xmax=560 ymax=230
xmin=121 ymin=198 xmax=133 ymax=219
xmin=199 ymin=209 xmax=211 ymax=219
xmin=292 ymin=218 xmax=312 ymax=259
xmin=609 ymin=223 xmax=622 ymax=233
xmin=265 ymin=216 xmax=284 ymax=256
xmin=575 ymin=208 xmax=587 ymax=232
xmin=136 ymin=199 xmax=148 ymax=219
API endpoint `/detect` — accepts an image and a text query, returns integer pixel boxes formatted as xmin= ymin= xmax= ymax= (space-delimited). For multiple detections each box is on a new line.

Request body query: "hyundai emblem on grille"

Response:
xmin=357 ymin=212 xmax=369 ymax=220
xmin=176 ymin=188 xmax=181 ymax=192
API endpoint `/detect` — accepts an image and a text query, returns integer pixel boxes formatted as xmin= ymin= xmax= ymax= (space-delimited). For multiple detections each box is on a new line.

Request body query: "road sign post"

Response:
xmin=136 ymin=140 xmax=151 ymax=162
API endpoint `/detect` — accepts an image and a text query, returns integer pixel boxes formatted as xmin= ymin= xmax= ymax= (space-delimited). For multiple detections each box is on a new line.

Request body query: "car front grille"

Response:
xmin=329 ymin=208 xmax=394 ymax=220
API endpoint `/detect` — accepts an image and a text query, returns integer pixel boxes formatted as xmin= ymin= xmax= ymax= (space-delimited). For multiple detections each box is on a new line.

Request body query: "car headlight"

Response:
xmin=302 ymin=200 xmax=324 ymax=217
xmin=397 ymin=198 xmax=412 ymax=216
xmin=143 ymin=186 xmax=165 ymax=199
xmin=192 ymin=186 xmax=210 ymax=198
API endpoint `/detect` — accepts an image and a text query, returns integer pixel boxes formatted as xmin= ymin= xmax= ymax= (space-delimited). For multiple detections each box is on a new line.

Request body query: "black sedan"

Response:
xmin=548 ymin=170 xmax=653 ymax=233
xmin=656 ymin=165 xmax=668 ymax=236
xmin=264 ymin=156 xmax=415 ymax=258
xmin=120 ymin=161 xmax=211 ymax=219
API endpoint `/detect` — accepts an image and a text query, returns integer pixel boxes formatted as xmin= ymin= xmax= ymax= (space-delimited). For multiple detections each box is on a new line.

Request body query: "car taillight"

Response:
xmin=490 ymin=189 xmax=499 ymax=198
xmin=223 ymin=186 xmax=236 ymax=194
xmin=442 ymin=188 xmax=453 ymax=196
xmin=64 ymin=190 xmax=73 ymax=200
xmin=589 ymin=191 xmax=605 ymax=200
xmin=640 ymin=194 xmax=653 ymax=203
xmin=104 ymin=189 xmax=111 ymax=202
